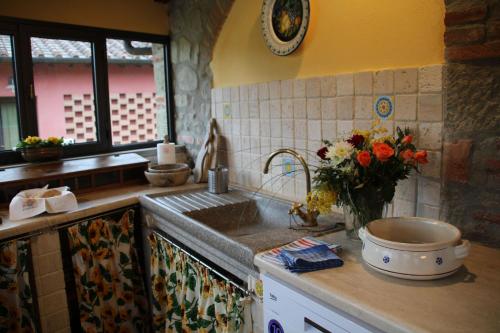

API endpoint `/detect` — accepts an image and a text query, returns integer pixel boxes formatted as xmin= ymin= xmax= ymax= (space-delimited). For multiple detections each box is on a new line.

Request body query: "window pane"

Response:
xmin=106 ymin=39 xmax=167 ymax=146
xmin=0 ymin=34 xmax=20 ymax=151
xmin=31 ymin=37 xmax=97 ymax=143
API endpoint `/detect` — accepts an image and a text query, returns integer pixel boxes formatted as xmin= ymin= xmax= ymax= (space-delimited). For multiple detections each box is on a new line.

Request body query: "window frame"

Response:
xmin=0 ymin=16 xmax=175 ymax=165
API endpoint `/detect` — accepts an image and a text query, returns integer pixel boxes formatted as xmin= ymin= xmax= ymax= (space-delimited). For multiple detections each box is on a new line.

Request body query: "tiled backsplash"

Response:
xmin=211 ymin=65 xmax=444 ymax=219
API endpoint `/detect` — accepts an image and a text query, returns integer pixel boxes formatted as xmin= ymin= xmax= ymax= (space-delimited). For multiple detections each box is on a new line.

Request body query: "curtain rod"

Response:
xmin=151 ymin=228 xmax=251 ymax=297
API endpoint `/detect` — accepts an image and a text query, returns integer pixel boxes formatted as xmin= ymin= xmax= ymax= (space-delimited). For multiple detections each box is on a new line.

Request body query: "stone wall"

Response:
xmin=443 ymin=0 xmax=500 ymax=246
xmin=168 ymin=0 xmax=234 ymax=158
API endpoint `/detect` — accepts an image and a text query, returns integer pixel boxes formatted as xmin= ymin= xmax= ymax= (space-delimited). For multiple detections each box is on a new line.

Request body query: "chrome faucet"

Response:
xmin=263 ymin=148 xmax=318 ymax=227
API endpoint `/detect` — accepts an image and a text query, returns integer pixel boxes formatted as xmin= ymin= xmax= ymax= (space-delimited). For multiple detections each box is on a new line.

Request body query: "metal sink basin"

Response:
xmin=140 ymin=188 xmax=343 ymax=278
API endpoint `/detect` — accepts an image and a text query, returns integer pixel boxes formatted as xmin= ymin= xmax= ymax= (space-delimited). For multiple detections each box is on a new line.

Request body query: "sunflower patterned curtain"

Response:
xmin=65 ymin=209 xmax=149 ymax=332
xmin=149 ymin=232 xmax=252 ymax=333
xmin=0 ymin=239 xmax=38 ymax=333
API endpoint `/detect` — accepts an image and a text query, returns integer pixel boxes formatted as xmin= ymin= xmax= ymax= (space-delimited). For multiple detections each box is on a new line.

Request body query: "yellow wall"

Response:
xmin=0 ymin=0 xmax=168 ymax=35
xmin=212 ymin=0 xmax=444 ymax=87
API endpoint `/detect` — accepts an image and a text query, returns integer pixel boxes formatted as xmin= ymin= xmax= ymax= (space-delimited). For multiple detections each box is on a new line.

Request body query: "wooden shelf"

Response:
xmin=0 ymin=153 xmax=148 ymax=206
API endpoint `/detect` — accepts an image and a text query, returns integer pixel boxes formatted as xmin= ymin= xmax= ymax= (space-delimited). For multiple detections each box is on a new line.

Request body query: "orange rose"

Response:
xmin=356 ymin=151 xmax=371 ymax=167
xmin=402 ymin=135 xmax=413 ymax=144
xmin=372 ymin=143 xmax=394 ymax=162
xmin=400 ymin=149 xmax=414 ymax=162
xmin=414 ymin=150 xmax=428 ymax=164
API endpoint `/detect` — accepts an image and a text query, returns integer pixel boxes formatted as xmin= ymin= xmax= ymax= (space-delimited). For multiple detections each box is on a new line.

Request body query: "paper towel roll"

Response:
xmin=157 ymin=139 xmax=176 ymax=165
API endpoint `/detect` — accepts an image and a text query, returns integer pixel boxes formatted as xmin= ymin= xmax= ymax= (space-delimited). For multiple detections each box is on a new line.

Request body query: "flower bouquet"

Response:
xmin=16 ymin=136 xmax=66 ymax=162
xmin=310 ymin=121 xmax=428 ymax=239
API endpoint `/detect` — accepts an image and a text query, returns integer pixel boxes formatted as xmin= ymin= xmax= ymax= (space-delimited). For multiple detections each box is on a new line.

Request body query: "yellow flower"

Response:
xmin=307 ymin=190 xmax=337 ymax=215
xmin=23 ymin=136 xmax=41 ymax=145
xmin=47 ymin=136 xmax=61 ymax=144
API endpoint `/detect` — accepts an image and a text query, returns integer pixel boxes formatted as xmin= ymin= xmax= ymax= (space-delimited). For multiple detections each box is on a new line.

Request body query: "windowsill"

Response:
xmin=1 ymin=146 xmax=157 ymax=170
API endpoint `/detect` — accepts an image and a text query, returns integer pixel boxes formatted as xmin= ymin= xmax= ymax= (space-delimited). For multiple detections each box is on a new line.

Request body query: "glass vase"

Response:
xmin=343 ymin=203 xmax=388 ymax=240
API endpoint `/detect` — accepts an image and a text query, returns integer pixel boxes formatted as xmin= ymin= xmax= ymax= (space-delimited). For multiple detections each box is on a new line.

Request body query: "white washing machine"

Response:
xmin=263 ymin=274 xmax=381 ymax=333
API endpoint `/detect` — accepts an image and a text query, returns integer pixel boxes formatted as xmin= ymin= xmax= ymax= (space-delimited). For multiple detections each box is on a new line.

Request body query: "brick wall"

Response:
xmin=31 ymin=232 xmax=70 ymax=333
xmin=445 ymin=0 xmax=500 ymax=61
xmin=443 ymin=0 xmax=500 ymax=246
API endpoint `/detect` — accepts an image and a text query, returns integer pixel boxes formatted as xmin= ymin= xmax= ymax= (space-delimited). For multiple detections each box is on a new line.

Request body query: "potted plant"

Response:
xmin=309 ymin=121 xmax=429 ymax=239
xmin=16 ymin=136 xmax=66 ymax=163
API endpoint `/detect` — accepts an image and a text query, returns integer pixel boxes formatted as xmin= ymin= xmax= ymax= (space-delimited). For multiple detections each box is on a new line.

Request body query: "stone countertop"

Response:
xmin=254 ymin=232 xmax=500 ymax=333
xmin=0 ymin=183 xmax=205 ymax=241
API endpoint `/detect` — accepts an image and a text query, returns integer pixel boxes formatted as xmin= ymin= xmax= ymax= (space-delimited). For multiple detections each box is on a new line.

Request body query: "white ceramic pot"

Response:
xmin=359 ymin=217 xmax=470 ymax=280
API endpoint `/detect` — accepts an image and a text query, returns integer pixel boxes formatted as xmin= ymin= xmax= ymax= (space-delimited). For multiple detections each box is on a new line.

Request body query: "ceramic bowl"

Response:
xmin=359 ymin=217 xmax=470 ymax=280
xmin=144 ymin=164 xmax=190 ymax=187
xmin=148 ymin=163 xmax=190 ymax=173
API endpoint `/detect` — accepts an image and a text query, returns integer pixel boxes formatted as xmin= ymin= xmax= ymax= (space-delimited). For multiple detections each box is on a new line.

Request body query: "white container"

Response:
xmin=359 ymin=217 xmax=470 ymax=280
xmin=157 ymin=136 xmax=176 ymax=165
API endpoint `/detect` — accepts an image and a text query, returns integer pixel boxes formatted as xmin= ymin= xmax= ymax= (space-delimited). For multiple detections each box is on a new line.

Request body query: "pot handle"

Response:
xmin=358 ymin=227 xmax=367 ymax=241
xmin=454 ymin=239 xmax=470 ymax=259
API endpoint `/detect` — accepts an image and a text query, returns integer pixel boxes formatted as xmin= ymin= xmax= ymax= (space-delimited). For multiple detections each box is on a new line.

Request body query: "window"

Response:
xmin=106 ymin=39 xmax=168 ymax=146
xmin=0 ymin=18 xmax=173 ymax=165
xmin=31 ymin=37 xmax=97 ymax=143
xmin=0 ymin=34 xmax=20 ymax=151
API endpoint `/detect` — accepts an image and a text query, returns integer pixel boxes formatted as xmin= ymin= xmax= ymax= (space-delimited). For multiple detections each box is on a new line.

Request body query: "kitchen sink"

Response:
xmin=140 ymin=188 xmax=343 ymax=277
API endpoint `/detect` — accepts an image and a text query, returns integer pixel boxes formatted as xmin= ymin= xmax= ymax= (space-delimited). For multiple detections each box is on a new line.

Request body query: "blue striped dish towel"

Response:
xmin=279 ymin=244 xmax=343 ymax=273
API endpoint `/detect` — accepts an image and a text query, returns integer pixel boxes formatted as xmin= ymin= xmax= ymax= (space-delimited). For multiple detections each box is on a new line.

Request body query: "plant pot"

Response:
xmin=20 ymin=146 xmax=64 ymax=163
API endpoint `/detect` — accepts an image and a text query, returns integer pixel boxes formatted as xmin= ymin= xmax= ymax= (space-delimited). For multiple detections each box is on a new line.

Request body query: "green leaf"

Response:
xmin=206 ymin=303 xmax=215 ymax=317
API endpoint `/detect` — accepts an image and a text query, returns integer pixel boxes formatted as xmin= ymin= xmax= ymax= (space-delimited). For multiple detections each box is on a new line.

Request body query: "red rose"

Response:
xmin=372 ymin=143 xmax=395 ymax=162
xmin=356 ymin=151 xmax=371 ymax=167
xmin=402 ymin=135 xmax=413 ymax=144
xmin=317 ymin=147 xmax=329 ymax=160
xmin=400 ymin=149 xmax=414 ymax=162
xmin=414 ymin=150 xmax=428 ymax=164
xmin=347 ymin=134 xmax=365 ymax=148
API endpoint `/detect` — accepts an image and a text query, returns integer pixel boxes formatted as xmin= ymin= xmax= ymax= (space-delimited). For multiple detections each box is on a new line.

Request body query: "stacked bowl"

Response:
xmin=144 ymin=163 xmax=191 ymax=187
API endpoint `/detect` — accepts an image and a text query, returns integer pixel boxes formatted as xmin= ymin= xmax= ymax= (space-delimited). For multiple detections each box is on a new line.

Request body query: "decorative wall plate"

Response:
xmin=261 ymin=0 xmax=310 ymax=56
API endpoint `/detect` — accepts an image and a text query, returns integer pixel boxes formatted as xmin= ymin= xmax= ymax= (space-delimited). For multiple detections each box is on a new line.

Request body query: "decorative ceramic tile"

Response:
xmin=306 ymin=98 xmax=321 ymax=119
xmin=353 ymin=119 xmax=372 ymax=131
xmin=373 ymin=96 xmax=394 ymax=120
xmin=270 ymin=119 xmax=282 ymax=138
xmin=231 ymin=102 xmax=240 ymax=118
xmin=393 ymin=199 xmax=416 ymax=217
xmin=241 ymin=119 xmax=250 ymax=136
xmin=222 ymin=87 xmax=231 ymax=102
xmin=239 ymin=102 xmax=249 ymax=119
xmin=223 ymin=103 xmax=232 ymax=119
xmin=418 ymin=177 xmax=441 ymax=206
xmin=249 ymin=84 xmax=259 ymax=101
xmin=395 ymin=176 xmax=417 ymax=201
xmin=260 ymin=119 xmax=271 ymax=137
